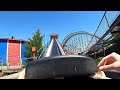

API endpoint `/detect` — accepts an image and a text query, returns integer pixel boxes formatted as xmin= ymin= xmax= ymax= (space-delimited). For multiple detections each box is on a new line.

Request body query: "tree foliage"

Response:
xmin=24 ymin=28 xmax=43 ymax=59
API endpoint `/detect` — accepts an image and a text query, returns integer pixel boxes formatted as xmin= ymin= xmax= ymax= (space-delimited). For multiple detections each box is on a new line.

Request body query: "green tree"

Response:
xmin=24 ymin=28 xmax=43 ymax=60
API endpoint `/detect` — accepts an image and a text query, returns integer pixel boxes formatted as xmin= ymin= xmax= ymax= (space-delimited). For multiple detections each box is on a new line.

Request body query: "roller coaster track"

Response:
xmin=87 ymin=11 xmax=120 ymax=53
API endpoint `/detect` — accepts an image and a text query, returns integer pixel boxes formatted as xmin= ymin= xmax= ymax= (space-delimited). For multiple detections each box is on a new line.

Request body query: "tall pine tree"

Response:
xmin=24 ymin=28 xmax=43 ymax=59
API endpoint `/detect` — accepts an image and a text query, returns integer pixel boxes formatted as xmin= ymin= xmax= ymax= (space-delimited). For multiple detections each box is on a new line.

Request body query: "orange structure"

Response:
xmin=32 ymin=47 xmax=36 ymax=60
xmin=50 ymin=34 xmax=58 ymax=39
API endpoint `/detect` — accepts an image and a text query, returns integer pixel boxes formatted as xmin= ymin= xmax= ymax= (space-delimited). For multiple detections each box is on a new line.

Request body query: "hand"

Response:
xmin=97 ymin=52 xmax=120 ymax=72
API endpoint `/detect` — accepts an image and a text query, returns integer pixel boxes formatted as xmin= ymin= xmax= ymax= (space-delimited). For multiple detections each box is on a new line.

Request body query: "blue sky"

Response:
xmin=0 ymin=11 xmax=104 ymax=43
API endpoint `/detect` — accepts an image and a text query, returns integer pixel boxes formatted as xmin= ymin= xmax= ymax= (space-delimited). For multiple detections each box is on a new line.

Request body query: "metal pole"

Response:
xmin=94 ymin=51 xmax=96 ymax=59
xmin=105 ymin=14 xmax=110 ymax=28
xmin=44 ymin=34 xmax=45 ymax=47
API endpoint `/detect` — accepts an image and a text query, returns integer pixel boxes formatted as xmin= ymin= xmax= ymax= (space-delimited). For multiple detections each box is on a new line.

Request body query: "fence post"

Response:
xmin=32 ymin=47 xmax=36 ymax=60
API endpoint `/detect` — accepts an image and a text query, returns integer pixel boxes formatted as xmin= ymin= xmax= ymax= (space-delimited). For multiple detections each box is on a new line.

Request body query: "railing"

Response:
xmin=0 ymin=55 xmax=26 ymax=72
xmin=37 ymin=46 xmax=45 ymax=59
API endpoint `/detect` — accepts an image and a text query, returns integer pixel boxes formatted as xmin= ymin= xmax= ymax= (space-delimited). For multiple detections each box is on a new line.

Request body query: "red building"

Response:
xmin=0 ymin=38 xmax=28 ymax=66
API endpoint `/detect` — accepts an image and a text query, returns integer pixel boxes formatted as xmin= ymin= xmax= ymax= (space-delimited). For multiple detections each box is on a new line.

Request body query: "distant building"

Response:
xmin=0 ymin=38 xmax=29 ymax=66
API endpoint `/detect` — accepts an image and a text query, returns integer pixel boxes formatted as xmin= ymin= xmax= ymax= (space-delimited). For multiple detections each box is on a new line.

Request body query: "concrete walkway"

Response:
xmin=0 ymin=72 xmax=20 ymax=79
xmin=0 ymin=68 xmax=25 ymax=79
